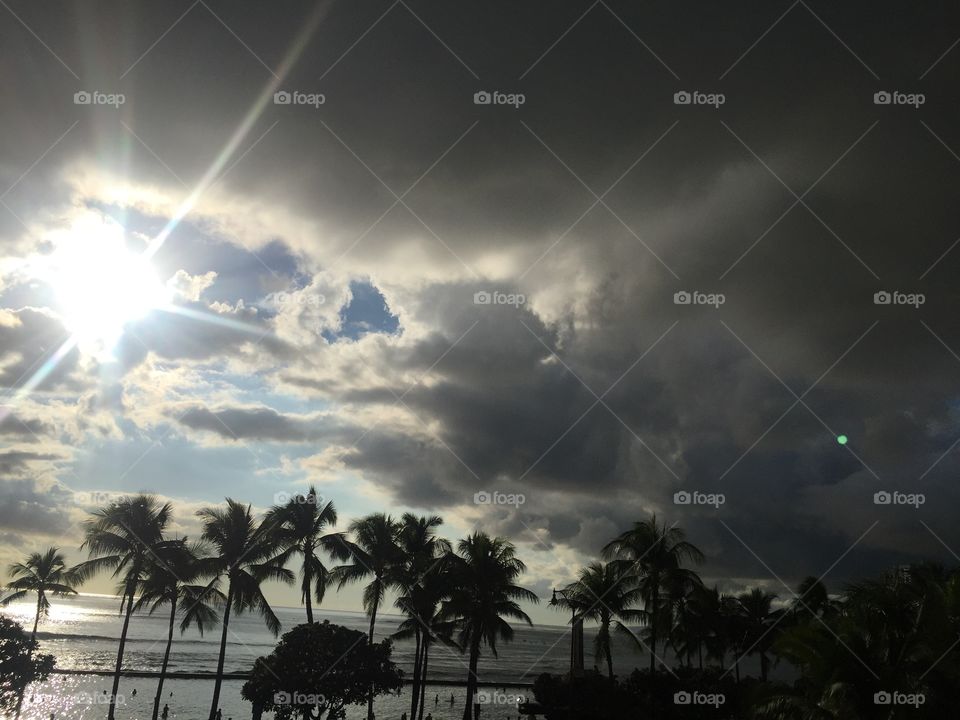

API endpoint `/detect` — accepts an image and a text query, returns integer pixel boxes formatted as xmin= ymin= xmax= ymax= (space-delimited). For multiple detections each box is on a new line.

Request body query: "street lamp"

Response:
xmin=550 ymin=588 xmax=584 ymax=676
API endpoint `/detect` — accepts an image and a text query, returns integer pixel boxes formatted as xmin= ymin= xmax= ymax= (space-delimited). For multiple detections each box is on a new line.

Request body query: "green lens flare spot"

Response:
xmin=837 ymin=435 xmax=848 ymax=445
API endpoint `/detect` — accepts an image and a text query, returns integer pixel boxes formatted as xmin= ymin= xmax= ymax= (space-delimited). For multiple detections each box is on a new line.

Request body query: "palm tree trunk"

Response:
xmin=153 ymin=596 xmax=177 ymax=720
xmin=462 ymin=635 xmax=481 ymax=720
xmin=418 ymin=640 xmax=429 ymax=720
xmin=649 ymin=612 xmax=656 ymax=671
xmin=12 ymin=595 xmax=43 ymax=720
xmin=209 ymin=582 xmax=234 ymax=720
xmin=410 ymin=628 xmax=422 ymax=720
xmin=30 ymin=594 xmax=40 ymax=644
xmin=366 ymin=600 xmax=379 ymax=720
xmin=604 ymin=638 xmax=614 ymax=679
xmin=304 ymin=541 xmax=314 ymax=624
xmin=108 ymin=582 xmax=137 ymax=720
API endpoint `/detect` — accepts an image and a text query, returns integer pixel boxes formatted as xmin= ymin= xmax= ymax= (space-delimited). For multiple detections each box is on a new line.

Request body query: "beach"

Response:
xmin=6 ymin=594 xmax=649 ymax=719
xmin=20 ymin=676 xmax=535 ymax=720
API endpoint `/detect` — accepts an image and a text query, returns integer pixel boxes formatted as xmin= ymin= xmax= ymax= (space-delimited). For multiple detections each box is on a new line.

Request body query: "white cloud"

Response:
xmin=167 ymin=269 xmax=218 ymax=302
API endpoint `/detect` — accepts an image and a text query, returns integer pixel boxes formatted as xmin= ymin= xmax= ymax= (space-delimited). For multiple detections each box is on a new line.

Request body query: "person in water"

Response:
xmin=161 ymin=704 xmax=169 ymax=719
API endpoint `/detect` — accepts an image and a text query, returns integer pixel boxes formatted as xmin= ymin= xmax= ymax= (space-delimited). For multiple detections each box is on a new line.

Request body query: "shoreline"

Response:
xmin=48 ymin=669 xmax=535 ymax=688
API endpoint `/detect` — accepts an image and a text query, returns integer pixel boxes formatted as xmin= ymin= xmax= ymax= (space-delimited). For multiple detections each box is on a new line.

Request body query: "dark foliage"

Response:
xmin=0 ymin=616 xmax=55 ymax=713
xmin=532 ymin=668 xmax=752 ymax=720
xmin=241 ymin=620 xmax=402 ymax=720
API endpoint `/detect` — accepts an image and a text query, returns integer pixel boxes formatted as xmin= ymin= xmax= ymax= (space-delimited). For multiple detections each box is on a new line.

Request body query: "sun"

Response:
xmin=47 ymin=214 xmax=171 ymax=358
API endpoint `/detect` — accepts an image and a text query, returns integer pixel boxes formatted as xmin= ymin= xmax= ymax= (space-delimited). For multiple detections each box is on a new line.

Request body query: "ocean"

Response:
xmin=5 ymin=594 xmax=655 ymax=719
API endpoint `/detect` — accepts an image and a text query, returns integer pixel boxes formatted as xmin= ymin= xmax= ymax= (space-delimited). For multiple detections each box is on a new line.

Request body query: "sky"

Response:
xmin=1 ymin=0 xmax=959 ymax=625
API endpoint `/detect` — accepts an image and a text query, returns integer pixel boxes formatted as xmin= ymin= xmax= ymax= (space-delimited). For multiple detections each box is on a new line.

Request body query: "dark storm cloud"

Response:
xmin=0 ymin=478 xmax=72 ymax=536
xmin=177 ymin=404 xmax=310 ymax=441
xmin=0 ymin=450 xmax=60 ymax=476
xmin=340 ymin=427 xmax=463 ymax=508
xmin=323 ymin=276 xmax=960 ymax=580
xmin=2 ymin=0 xmax=960 ymax=587
xmin=0 ymin=532 xmax=26 ymax=547
xmin=0 ymin=412 xmax=52 ymax=438
xmin=0 ymin=308 xmax=82 ymax=391
xmin=176 ymin=403 xmax=353 ymax=443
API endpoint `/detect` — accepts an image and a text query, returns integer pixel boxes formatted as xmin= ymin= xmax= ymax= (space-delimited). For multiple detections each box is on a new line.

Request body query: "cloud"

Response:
xmin=0 ymin=478 xmax=74 ymax=537
xmin=1 ymin=0 xmax=960 ymax=599
xmin=168 ymin=269 xmax=218 ymax=302
xmin=0 ymin=308 xmax=82 ymax=391
xmin=0 ymin=412 xmax=53 ymax=438
xmin=173 ymin=403 xmax=352 ymax=444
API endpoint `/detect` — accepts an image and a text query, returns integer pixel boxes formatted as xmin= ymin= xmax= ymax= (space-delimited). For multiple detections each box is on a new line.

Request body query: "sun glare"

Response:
xmin=48 ymin=215 xmax=171 ymax=358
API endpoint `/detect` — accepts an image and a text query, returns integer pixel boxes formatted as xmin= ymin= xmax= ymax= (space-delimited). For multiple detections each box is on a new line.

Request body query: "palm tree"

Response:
xmin=416 ymin=571 xmax=456 ymax=720
xmin=392 ymin=513 xmax=451 ymax=720
xmin=675 ymin=584 xmax=712 ymax=669
xmin=440 ymin=532 xmax=538 ymax=720
xmin=132 ymin=539 xmax=222 ymax=720
xmin=264 ymin=487 xmax=339 ymax=624
xmin=73 ymin=495 xmax=174 ymax=720
xmin=678 ymin=584 xmax=732 ymax=670
xmin=668 ymin=585 xmax=700 ymax=669
xmin=754 ymin=607 xmax=865 ymax=718
xmin=602 ymin=515 xmax=704 ymax=671
xmin=789 ymin=576 xmax=837 ymax=621
xmin=197 ymin=498 xmax=294 ymax=720
xmin=720 ymin=593 xmax=746 ymax=682
xmin=736 ymin=587 xmax=781 ymax=681
xmin=1 ymin=548 xmax=79 ymax=644
xmin=1 ymin=547 xmax=79 ymax=720
xmin=758 ymin=564 xmax=960 ymax=717
xmin=330 ymin=512 xmax=403 ymax=720
xmin=553 ymin=561 xmax=643 ymax=678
